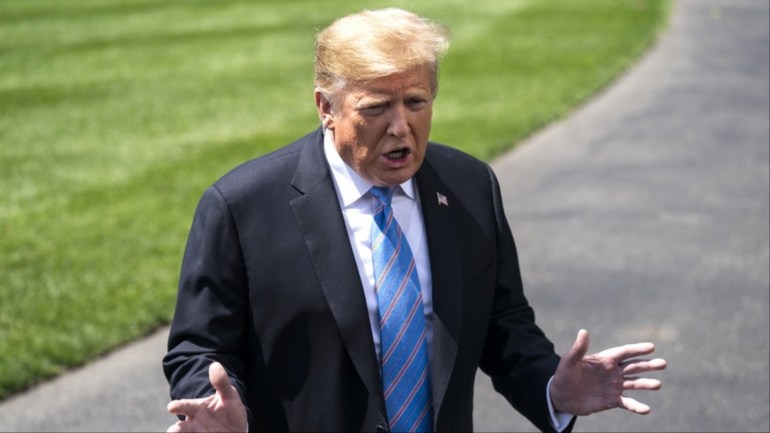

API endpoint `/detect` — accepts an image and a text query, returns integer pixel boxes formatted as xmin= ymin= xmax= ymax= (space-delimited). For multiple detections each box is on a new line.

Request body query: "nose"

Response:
xmin=386 ymin=103 xmax=409 ymax=138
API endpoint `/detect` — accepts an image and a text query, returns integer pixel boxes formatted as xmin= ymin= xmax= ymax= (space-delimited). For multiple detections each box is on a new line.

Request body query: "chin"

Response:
xmin=380 ymin=173 xmax=415 ymax=187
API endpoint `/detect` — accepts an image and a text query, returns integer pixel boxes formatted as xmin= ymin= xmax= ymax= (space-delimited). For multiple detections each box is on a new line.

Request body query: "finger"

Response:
xmin=209 ymin=362 xmax=239 ymax=401
xmin=167 ymin=398 xmax=202 ymax=417
xmin=619 ymin=395 xmax=651 ymax=415
xmin=167 ymin=421 xmax=184 ymax=433
xmin=598 ymin=342 xmax=656 ymax=362
xmin=563 ymin=329 xmax=590 ymax=365
xmin=621 ymin=357 xmax=667 ymax=375
xmin=622 ymin=377 xmax=662 ymax=391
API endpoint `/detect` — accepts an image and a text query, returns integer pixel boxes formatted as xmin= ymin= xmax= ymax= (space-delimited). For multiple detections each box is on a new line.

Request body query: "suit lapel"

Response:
xmin=289 ymin=130 xmax=386 ymax=417
xmin=288 ymin=133 xmax=464 ymax=422
xmin=416 ymin=158 xmax=463 ymax=421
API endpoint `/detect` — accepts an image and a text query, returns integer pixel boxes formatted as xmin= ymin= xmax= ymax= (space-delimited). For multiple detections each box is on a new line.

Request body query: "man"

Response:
xmin=163 ymin=8 xmax=666 ymax=433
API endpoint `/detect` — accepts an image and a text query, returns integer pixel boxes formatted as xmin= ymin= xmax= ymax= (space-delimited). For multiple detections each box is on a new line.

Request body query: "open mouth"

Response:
xmin=385 ymin=149 xmax=409 ymax=161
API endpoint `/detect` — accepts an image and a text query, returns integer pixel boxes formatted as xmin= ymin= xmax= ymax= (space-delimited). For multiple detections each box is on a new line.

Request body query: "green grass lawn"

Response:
xmin=0 ymin=0 xmax=669 ymax=399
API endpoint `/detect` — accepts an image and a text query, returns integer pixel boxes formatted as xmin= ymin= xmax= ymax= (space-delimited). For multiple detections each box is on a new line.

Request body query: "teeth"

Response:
xmin=386 ymin=150 xmax=406 ymax=159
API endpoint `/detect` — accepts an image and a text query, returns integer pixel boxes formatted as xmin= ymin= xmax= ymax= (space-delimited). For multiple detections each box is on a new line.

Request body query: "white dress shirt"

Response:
xmin=323 ymin=130 xmax=434 ymax=362
xmin=322 ymin=130 xmax=572 ymax=431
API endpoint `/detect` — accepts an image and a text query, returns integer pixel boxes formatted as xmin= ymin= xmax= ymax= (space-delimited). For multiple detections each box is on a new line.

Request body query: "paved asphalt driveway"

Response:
xmin=0 ymin=0 xmax=767 ymax=431
xmin=474 ymin=0 xmax=769 ymax=431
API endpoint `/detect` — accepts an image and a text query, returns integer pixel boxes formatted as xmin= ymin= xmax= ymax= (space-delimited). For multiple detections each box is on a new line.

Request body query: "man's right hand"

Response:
xmin=167 ymin=362 xmax=248 ymax=433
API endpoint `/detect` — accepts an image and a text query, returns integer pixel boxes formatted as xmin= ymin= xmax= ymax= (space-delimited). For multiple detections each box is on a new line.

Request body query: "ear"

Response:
xmin=314 ymin=89 xmax=335 ymax=130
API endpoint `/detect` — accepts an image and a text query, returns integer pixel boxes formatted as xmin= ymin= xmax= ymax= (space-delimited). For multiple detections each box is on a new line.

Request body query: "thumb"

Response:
xmin=563 ymin=329 xmax=590 ymax=365
xmin=209 ymin=362 xmax=238 ymax=400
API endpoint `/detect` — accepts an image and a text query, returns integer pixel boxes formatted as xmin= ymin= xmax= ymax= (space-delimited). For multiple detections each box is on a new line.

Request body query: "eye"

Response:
xmin=358 ymin=103 xmax=387 ymax=117
xmin=406 ymin=98 xmax=428 ymax=111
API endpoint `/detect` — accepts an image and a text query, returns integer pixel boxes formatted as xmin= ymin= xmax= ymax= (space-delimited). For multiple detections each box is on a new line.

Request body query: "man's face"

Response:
xmin=317 ymin=66 xmax=434 ymax=187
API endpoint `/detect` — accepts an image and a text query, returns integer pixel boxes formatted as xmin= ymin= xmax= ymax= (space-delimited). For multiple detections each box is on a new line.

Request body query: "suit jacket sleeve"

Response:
xmin=163 ymin=184 xmax=251 ymax=408
xmin=478 ymin=164 xmax=574 ymax=433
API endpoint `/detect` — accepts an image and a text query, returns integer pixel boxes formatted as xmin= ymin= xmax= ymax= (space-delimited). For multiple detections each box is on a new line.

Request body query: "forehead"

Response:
xmin=348 ymin=67 xmax=432 ymax=98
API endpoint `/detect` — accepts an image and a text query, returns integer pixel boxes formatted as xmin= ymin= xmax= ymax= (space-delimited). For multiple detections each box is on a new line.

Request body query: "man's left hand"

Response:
xmin=549 ymin=329 xmax=667 ymax=416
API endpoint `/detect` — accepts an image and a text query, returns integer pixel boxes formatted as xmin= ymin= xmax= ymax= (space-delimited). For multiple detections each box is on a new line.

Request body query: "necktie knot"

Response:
xmin=370 ymin=186 xmax=394 ymax=207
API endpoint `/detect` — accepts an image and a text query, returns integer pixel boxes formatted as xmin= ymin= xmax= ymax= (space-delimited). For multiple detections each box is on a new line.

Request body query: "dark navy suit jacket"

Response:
xmin=163 ymin=129 xmax=571 ymax=432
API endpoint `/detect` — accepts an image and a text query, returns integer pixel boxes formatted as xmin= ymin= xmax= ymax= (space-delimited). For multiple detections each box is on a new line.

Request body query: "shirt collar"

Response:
xmin=323 ymin=129 xmax=417 ymax=208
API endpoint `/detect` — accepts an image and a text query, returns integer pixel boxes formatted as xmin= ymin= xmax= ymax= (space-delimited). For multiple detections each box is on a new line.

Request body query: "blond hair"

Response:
xmin=314 ymin=8 xmax=450 ymax=100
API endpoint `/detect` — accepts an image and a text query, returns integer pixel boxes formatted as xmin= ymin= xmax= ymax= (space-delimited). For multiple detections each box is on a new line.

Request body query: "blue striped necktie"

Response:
xmin=370 ymin=186 xmax=433 ymax=433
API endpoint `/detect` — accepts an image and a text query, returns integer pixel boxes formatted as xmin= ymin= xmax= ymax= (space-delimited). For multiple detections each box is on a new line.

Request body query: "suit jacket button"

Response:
xmin=376 ymin=423 xmax=388 ymax=433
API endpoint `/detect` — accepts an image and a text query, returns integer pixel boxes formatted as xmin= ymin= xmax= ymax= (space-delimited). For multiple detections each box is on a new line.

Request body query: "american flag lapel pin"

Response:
xmin=436 ymin=192 xmax=448 ymax=206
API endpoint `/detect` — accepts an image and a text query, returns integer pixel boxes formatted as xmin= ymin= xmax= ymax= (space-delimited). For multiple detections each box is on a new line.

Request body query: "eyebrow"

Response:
xmin=358 ymin=87 xmax=429 ymax=100
xmin=354 ymin=97 xmax=389 ymax=109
